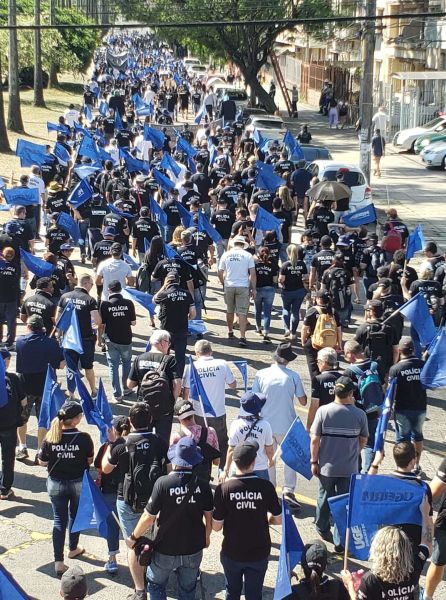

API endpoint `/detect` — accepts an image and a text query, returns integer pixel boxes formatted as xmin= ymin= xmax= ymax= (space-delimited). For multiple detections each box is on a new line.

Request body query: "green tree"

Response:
xmin=118 ymin=0 xmax=331 ymax=111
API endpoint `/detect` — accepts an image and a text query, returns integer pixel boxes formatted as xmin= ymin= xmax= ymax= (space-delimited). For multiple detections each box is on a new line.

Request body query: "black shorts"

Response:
xmin=432 ymin=528 xmax=446 ymax=566
xmin=22 ymin=395 xmax=42 ymax=422
xmin=64 ymin=337 xmax=96 ymax=371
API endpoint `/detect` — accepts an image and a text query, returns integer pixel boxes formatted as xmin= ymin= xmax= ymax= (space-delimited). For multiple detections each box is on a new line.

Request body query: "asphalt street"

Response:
xmin=1 ymin=107 xmax=446 ymax=599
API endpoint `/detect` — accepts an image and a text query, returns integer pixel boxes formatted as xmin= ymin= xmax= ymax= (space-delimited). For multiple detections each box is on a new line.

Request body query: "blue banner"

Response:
xmin=74 ymin=165 xmax=100 ymax=180
xmin=373 ymin=377 xmax=396 ymax=452
xmin=176 ymin=135 xmax=197 ymax=159
xmin=99 ymin=100 xmax=109 ymax=117
xmin=96 ymin=378 xmax=113 ymax=427
xmin=78 ymin=133 xmax=101 ymax=163
xmin=20 ymin=248 xmax=55 ymax=278
xmin=57 ymin=212 xmax=80 ymax=244
xmin=68 ymin=178 xmax=93 ymax=209
xmin=107 ymin=203 xmax=134 ymax=220
xmin=254 ymin=205 xmax=282 ymax=237
xmin=255 ymin=161 xmax=285 ymax=192
xmin=400 ymin=292 xmax=436 ymax=346
xmin=15 ymin=139 xmax=48 ymax=167
xmin=119 ymin=148 xmax=149 ymax=174
xmin=75 ymin=374 xmax=108 ymax=442
xmin=57 ymin=301 xmax=84 ymax=354
xmin=406 ymin=224 xmax=425 ymax=261
xmin=274 ymin=499 xmax=305 ymax=600
xmin=160 ymin=152 xmax=181 ymax=178
xmin=38 ymin=365 xmax=66 ymax=429
xmin=143 ymin=125 xmax=165 ymax=150
xmin=71 ymin=471 xmax=111 ymax=538
xmin=188 ymin=355 xmax=217 ymax=417
xmin=280 ymin=416 xmax=312 ymax=481
xmin=421 ymin=328 xmax=446 ymax=389
xmin=47 ymin=121 xmax=70 ymax=135
xmin=188 ymin=319 xmax=208 ymax=336
xmin=4 ymin=187 xmax=39 ymax=206
xmin=122 ymin=287 xmax=156 ymax=316
xmin=176 ymin=200 xmax=193 ymax=228
xmin=198 ymin=211 xmax=222 ymax=243
xmin=153 ymin=168 xmax=174 ymax=193
xmin=341 ymin=204 xmax=377 ymax=227
xmin=0 ymin=563 xmax=30 ymax=600
xmin=150 ymin=196 xmax=167 ymax=226
xmin=233 ymin=360 xmax=248 ymax=392
xmin=54 ymin=143 xmax=71 ymax=164
xmin=0 ymin=352 xmax=8 ymax=408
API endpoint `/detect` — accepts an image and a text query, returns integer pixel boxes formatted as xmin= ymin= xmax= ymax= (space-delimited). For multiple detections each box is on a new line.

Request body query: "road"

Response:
xmin=1 ymin=106 xmax=446 ymax=599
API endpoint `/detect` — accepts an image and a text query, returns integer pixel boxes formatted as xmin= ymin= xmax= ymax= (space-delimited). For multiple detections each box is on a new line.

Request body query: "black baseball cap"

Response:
xmin=334 ymin=376 xmax=356 ymax=395
xmin=57 ymin=401 xmax=82 ymax=421
xmin=399 ymin=336 xmax=415 ymax=354
xmin=275 ymin=342 xmax=297 ymax=362
xmin=111 ymin=242 xmax=123 ymax=254
xmin=60 ymin=566 xmax=87 ymax=599
xmin=233 ymin=440 xmax=259 ymax=465
xmin=301 ymin=541 xmax=328 ymax=578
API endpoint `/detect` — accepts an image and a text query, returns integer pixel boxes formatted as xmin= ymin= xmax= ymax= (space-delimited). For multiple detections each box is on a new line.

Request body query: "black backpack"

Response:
xmin=364 ymin=321 xmax=392 ymax=363
xmin=367 ymin=247 xmax=385 ymax=277
xmin=136 ymin=264 xmax=152 ymax=292
xmin=327 ymin=267 xmax=350 ymax=310
xmin=139 ymin=356 xmax=175 ymax=419
xmin=122 ymin=433 xmax=164 ymax=512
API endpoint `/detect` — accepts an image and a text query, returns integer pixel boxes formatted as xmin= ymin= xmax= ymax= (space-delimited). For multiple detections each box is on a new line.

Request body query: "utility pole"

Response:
xmin=34 ymin=0 xmax=46 ymax=107
xmin=359 ymin=0 xmax=376 ymax=183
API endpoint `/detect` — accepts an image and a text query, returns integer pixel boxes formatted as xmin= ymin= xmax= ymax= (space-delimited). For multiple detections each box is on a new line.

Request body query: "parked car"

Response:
xmin=420 ymin=140 xmax=446 ymax=169
xmin=184 ymin=58 xmax=201 ymax=68
xmin=187 ymin=64 xmax=208 ymax=79
xmin=291 ymin=145 xmax=332 ymax=165
xmin=393 ymin=116 xmax=446 ymax=152
xmin=306 ymin=161 xmax=373 ymax=212
xmin=237 ymin=107 xmax=268 ymax=125
xmin=414 ymin=131 xmax=446 ymax=154
xmin=245 ymin=115 xmax=285 ymax=131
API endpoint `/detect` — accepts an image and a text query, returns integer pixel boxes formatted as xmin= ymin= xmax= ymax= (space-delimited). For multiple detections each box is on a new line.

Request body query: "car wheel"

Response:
xmin=442 ymin=156 xmax=446 ymax=170
xmin=409 ymin=140 xmax=416 ymax=153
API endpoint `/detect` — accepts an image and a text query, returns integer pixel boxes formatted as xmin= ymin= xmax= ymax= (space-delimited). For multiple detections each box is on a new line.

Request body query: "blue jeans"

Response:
xmin=147 ymin=550 xmax=203 ymax=600
xmin=47 ymin=476 xmax=83 ymax=561
xmin=220 ymin=553 xmax=268 ymax=600
xmin=105 ymin=339 xmax=132 ymax=398
xmin=193 ymin=285 xmax=206 ymax=321
xmin=0 ymin=301 xmax=18 ymax=345
xmin=395 ymin=410 xmax=426 ymax=443
xmin=216 ymin=239 xmax=228 ymax=262
xmin=315 ymin=474 xmax=350 ymax=547
xmin=279 ymin=244 xmax=288 ymax=265
xmin=0 ymin=428 xmax=16 ymax=493
xmin=361 ymin=415 xmax=378 ymax=473
xmin=78 ymin=221 xmax=89 ymax=258
xmin=281 ymin=288 xmax=306 ymax=334
xmin=104 ymin=492 xmax=120 ymax=555
xmin=254 ymin=287 xmax=275 ymax=333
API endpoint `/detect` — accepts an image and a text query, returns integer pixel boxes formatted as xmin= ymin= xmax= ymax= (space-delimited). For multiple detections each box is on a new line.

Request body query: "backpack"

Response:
xmin=122 ymin=433 xmax=164 ymax=512
xmin=139 ymin=356 xmax=175 ymax=419
xmin=367 ymin=247 xmax=386 ymax=277
xmin=382 ymin=223 xmax=402 ymax=253
xmin=349 ymin=362 xmax=384 ymax=414
xmin=327 ymin=267 xmax=350 ymax=310
xmin=194 ymin=426 xmax=221 ymax=481
xmin=364 ymin=322 xmax=391 ymax=363
xmin=312 ymin=307 xmax=338 ymax=349
xmin=136 ymin=264 xmax=152 ymax=292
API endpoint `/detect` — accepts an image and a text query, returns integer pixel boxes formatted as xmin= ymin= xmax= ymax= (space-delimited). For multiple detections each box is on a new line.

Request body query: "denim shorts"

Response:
xmin=395 ymin=410 xmax=426 ymax=443
xmin=116 ymin=498 xmax=142 ymax=539
xmin=432 ymin=528 xmax=446 ymax=566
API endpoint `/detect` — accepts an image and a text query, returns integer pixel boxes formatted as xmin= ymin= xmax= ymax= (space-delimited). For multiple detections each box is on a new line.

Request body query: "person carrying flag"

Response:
xmin=0 ymin=246 xmax=20 ymax=350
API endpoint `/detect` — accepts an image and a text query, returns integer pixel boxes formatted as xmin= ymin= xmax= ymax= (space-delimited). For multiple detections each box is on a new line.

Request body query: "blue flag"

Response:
xmin=144 ymin=238 xmax=151 ymax=253
xmin=188 ymin=157 xmax=197 ymax=175
xmin=344 ymin=474 xmax=426 ymax=560
xmin=99 ymin=100 xmax=109 ymax=117
xmin=400 ymin=292 xmax=436 ymax=346
xmin=83 ymin=105 xmax=93 ymax=122
xmin=188 ymin=319 xmax=208 ymax=336
xmin=198 ymin=211 xmax=222 ymax=243
xmin=254 ymin=205 xmax=282 ymax=237
xmin=153 ymin=168 xmax=174 ymax=193
xmin=0 ymin=352 xmax=8 ymax=408
xmin=74 ymin=165 xmax=100 ymax=180
xmin=47 ymin=121 xmax=70 ymax=135
xmin=253 ymin=128 xmax=264 ymax=147
xmin=274 ymin=499 xmax=305 ymax=600
xmin=176 ymin=135 xmax=197 ymax=159
xmin=0 ymin=563 xmax=30 ymax=599
xmin=328 ymin=493 xmax=349 ymax=545
xmin=373 ymin=377 xmax=397 ymax=452
xmin=406 ymin=224 xmax=426 ymax=261
xmin=54 ymin=143 xmax=71 ymax=164
xmin=15 ymin=139 xmax=48 ymax=167
xmin=188 ymin=355 xmax=217 ymax=417
xmin=57 ymin=212 xmax=80 ymax=244
xmin=20 ymin=248 xmax=55 ymax=278
xmin=194 ymin=104 xmax=206 ymax=124
xmin=160 ymin=153 xmax=181 ymax=178
xmin=122 ymin=287 xmax=156 ymax=316
xmin=150 ymin=196 xmax=167 ymax=226
xmin=421 ymin=328 xmax=446 ymax=389
xmin=96 ymin=378 xmax=113 ymax=427
xmin=114 ymin=110 xmax=123 ymax=131
xmin=132 ymin=93 xmax=144 ymax=109
xmin=68 ymin=178 xmax=93 ymax=209
xmin=119 ymin=148 xmax=149 ymax=174
xmin=233 ymin=360 xmax=248 ymax=392
xmin=71 ymin=471 xmax=112 ymax=538
xmin=208 ymin=139 xmax=217 ymax=167
xmin=163 ymin=242 xmax=181 ymax=261
xmin=255 ymin=162 xmax=285 ymax=192
xmin=75 ymin=374 xmax=109 ymax=442
xmin=78 ymin=133 xmax=101 ymax=163
xmin=123 ymin=253 xmax=140 ymax=270
xmin=107 ymin=203 xmax=134 ymax=220
xmin=279 ymin=416 xmax=312 ymax=481
xmin=283 ymin=129 xmax=297 ymax=155
xmin=144 ymin=125 xmax=165 ymax=150
xmin=136 ymin=104 xmax=154 ymax=117
xmin=98 ymin=146 xmax=112 ymax=162
xmin=342 ymin=204 xmax=377 ymax=227
xmin=176 ymin=200 xmax=193 ymax=228
xmin=38 ymin=365 xmax=66 ymax=429
xmin=57 ymin=301 xmax=84 ymax=354
xmin=4 ymin=187 xmax=39 ymax=206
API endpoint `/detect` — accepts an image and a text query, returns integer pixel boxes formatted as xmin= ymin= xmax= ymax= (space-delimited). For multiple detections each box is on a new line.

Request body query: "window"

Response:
xmin=324 ymin=170 xmax=364 ymax=186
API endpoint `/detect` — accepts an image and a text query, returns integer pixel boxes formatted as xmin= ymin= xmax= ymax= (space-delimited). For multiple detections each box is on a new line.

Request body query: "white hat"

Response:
xmin=233 ymin=235 xmax=249 ymax=249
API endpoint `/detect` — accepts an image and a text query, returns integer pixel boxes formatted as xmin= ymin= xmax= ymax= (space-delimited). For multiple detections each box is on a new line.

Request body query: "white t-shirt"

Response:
xmin=218 ymin=247 xmax=255 ymax=288
xmin=63 ymin=108 xmax=80 ymax=128
xmin=144 ymin=89 xmax=156 ymax=104
xmin=228 ymin=416 xmax=273 ymax=471
xmin=105 ymin=144 xmax=120 ymax=166
xmin=97 ymin=258 xmax=132 ymax=300
xmin=134 ymin=135 xmax=153 ymax=162
xmin=28 ymin=174 xmax=45 ymax=199
xmin=182 ymin=356 xmax=236 ymax=417
xmin=372 ymin=111 xmax=389 ymax=134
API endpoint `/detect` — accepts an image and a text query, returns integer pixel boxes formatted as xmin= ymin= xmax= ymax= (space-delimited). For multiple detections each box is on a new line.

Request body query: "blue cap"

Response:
xmin=4 ymin=221 xmax=20 ymax=235
xmin=103 ymin=227 xmax=116 ymax=236
xmin=167 ymin=437 xmax=203 ymax=468
xmin=239 ymin=391 xmax=267 ymax=416
xmin=60 ymin=242 xmax=74 ymax=250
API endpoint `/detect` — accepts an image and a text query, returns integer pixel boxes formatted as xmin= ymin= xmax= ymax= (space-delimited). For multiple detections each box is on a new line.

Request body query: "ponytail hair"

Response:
xmin=287 ymin=243 xmax=298 ymax=267
xmin=309 ymin=569 xmax=321 ymax=599
xmin=45 ymin=415 xmax=64 ymax=444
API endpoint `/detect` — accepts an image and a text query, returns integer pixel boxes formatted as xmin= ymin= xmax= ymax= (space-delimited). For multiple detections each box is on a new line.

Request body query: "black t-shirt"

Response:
xmin=409 ymin=279 xmax=443 ymax=308
xmin=213 ymin=474 xmax=281 ymax=561
xmin=116 ymin=129 xmax=134 ymax=148
xmin=46 ymin=193 xmax=70 ymax=215
xmin=161 ymin=199 xmax=182 ymax=227
xmin=280 ymin=260 xmax=307 ymax=291
xmin=311 ymin=250 xmax=335 ymax=280
xmin=273 ymin=210 xmax=292 ymax=244
xmin=146 ymin=470 xmax=214 ymax=556
xmin=0 ymin=262 xmax=20 ymax=302
xmin=357 ymin=545 xmax=429 ymax=600
xmin=182 ymin=189 xmax=201 ymax=208
xmin=128 ymin=352 xmax=179 ymax=400
xmin=93 ymin=239 xmax=114 ymax=266
xmin=219 ymin=185 xmax=239 ymax=207
xmin=252 ymin=190 xmax=274 ymax=213
xmin=0 ymin=373 xmax=25 ymax=431
xmin=108 ymin=431 xmax=168 ymax=499
xmin=21 ymin=291 xmax=56 ymax=333
xmin=274 ymin=159 xmax=294 ymax=176
xmin=285 ymin=577 xmax=349 ymax=600
xmin=154 ymin=283 xmax=194 ymax=333
xmin=255 ymin=261 xmax=278 ymax=288
xmin=6 ymin=219 xmax=34 ymax=251
xmin=132 ymin=218 xmax=160 ymax=253
xmin=312 ymin=206 xmax=335 ymax=236
xmin=388 ymin=357 xmax=427 ymax=412
xmin=311 ymin=370 xmax=342 ymax=405
xmin=46 ymin=227 xmax=70 ymax=254
xmin=103 ymin=116 xmax=115 ymax=135
xmin=211 ymin=209 xmax=235 ymax=240
xmin=39 ymin=429 xmax=94 ymax=480
xmin=100 ymin=293 xmax=136 ymax=345
xmin=355 ymin=319 xmax=398 ymax=365
xmin=191 ymin=173 xmax=211 ymax=201
xmin=103 ymin=213 xmax=127 ymax=245
xmin=88 ymin=205 xmax=108 ymax=228
xmin=152 ymin=258 xmax=193 ymax=291
xmin=58 ymin=288 xmax=98 ymax=339
xmin=94 ymin=438 xmax=125 ymax=494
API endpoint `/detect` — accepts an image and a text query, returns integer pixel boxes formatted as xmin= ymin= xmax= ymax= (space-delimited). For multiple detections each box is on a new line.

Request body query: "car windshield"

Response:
xmin=425 ymin=117 xmax=446 ymax=128
xmin=300 ymin=147 xmax=332 ymax=161
xmin=227 ymin=90 xmax=248 ymax=101
xmin=323 ymin=170 xmax=364 ymax=186
xmin=254 ymin=119 xmax=283 ymax=128
xmin=193 ymin=66 xmax=206 ymax=72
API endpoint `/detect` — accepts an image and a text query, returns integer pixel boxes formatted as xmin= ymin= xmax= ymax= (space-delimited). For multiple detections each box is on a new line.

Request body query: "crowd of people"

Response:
xmin=0 ymin=29 xmax=445 ymax=600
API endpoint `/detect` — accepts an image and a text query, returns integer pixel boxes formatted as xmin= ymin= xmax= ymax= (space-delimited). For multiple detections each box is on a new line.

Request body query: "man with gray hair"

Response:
xmin=127 ymin=329 xmax=181 ymax=442
xmin=306 ymin=347 xmax=342 ymax=432
xmin=182 ymin=339 xmax=237 ymax=469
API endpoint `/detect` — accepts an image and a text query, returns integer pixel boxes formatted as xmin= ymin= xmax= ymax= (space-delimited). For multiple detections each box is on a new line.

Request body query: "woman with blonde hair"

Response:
xmin=170 ymin=224 xmax=185 ymax=248
xmin=279 ymin=243 xmax=308 ymax=340
xmin=342 ymin=497 xmax=432 ymax=599
xmin=39 ymin=401 xmax=94 ymax=576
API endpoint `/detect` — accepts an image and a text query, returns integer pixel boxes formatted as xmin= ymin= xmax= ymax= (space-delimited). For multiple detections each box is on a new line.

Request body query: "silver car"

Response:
xmin=420 ymin=140 xmax=446 ymax=169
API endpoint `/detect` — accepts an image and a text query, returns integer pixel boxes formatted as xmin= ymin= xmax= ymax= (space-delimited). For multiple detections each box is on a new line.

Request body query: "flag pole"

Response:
xmin=272 ymin=417 xmax=298 ymax=463
xmin=343 ymin=526 xmax=350 ymax=571
xmin=111 ymin=510 xmax=127 ymax=538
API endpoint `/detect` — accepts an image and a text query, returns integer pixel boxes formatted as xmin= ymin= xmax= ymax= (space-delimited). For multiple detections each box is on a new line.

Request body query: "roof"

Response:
xmin=392 ymin=71 xmax=446 ymax=81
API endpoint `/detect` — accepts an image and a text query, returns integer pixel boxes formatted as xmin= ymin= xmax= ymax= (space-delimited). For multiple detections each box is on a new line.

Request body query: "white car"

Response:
xmin=187 ymin=64 xmax=208 ymax=79
xmin=306 ymin=161 xmax=373 ymax=212
xmin=184 ymin=58 xmax=201 ymax=68
xmin=420 ymin=140 xmax=446 ymax=169
xmin=245 ymin=115 xmax=285 ymax=132
xmin=393 ymin=116 xmax=446 ymax=152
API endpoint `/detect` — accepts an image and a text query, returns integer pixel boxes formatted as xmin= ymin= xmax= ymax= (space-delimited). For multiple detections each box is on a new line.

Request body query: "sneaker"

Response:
xmin=127 ymin=592 xmax=147 ymax=600
xmin=228 ymin=331 xmax=235 ymax=339
xmin=263 ymin=334 xmax=271 ymax=343
xmin=113 ymin=396 xmax=123 ymax=403
xmin=334 ymin=544 xmax=345 ymax=554
xmin=255 ymin=328 xmax=263 ymax=335
xmin=105 ymin=558 xmax=118 ymax=575
xmin=0 ymin=489 xmax=13 ymax=500
xmin=123 ymin=387 xmax=133 ymax=396
xmin=238 ymin=338 xmax=247 ymax=347
xmin=34 ymin=453 xmax=40 ymax=465
xmin=284 ymin=330 xmax=291 ymax=338
xmin=16 ymin=448 xmax=29 ymax=461
xmin=283 ymin=491 xmax=301 ymax=512
xmin=6 ymin=344 xmax=15 ymax=352
xmin=101 ymin=344 xmax=106 ymax=353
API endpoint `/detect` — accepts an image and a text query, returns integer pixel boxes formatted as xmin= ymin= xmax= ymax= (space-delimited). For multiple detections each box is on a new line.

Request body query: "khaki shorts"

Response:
xmin=224 ymin=286 xmax=250 ymax=315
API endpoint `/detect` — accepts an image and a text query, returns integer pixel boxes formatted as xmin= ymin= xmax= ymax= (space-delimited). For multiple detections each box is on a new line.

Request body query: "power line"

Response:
xmin=0 ymin=11 xmax=445 ymax=30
